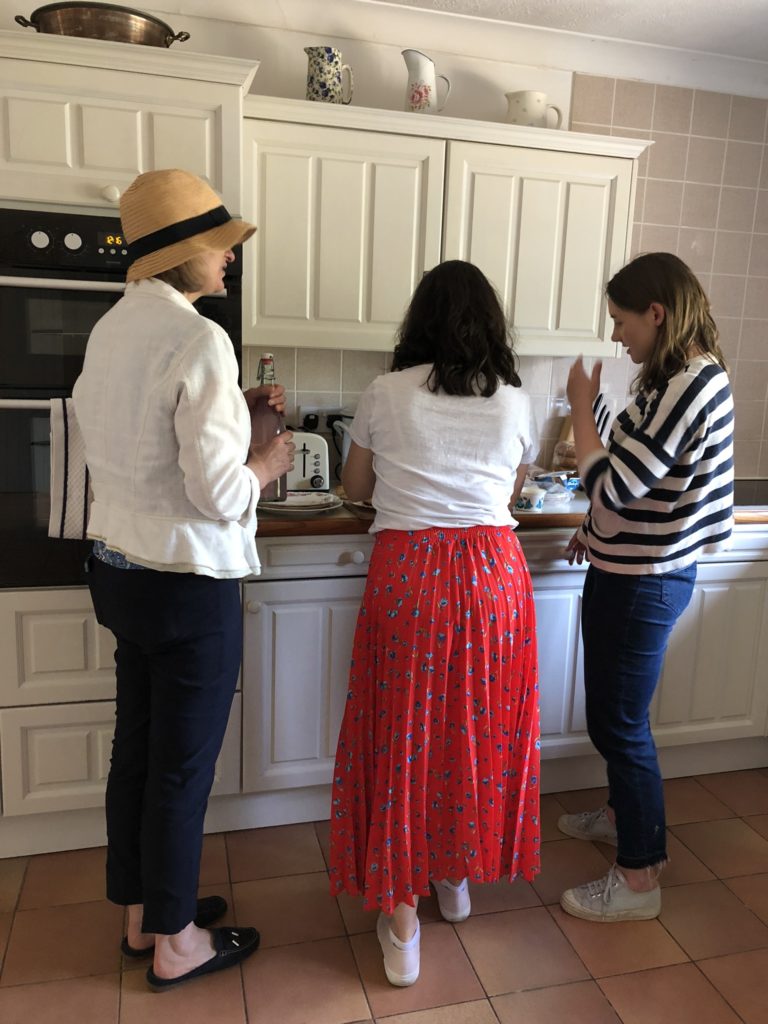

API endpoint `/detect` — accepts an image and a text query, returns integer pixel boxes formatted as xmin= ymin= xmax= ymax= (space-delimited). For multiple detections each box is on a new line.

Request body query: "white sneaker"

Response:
xmin=558 ymin=807 xmax=618 ymax=846
xmin=376 ymin=913 xmax=420 ymax=986
xmin=560 ymin=864 xmax=661 ymax=922
xmin=432 ymin=878 xmax=471 ymax=922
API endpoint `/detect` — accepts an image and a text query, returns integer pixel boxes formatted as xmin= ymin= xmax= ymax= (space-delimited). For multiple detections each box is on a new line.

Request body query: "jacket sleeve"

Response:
xmin=172 ymin=324 xmax=259 ymax=523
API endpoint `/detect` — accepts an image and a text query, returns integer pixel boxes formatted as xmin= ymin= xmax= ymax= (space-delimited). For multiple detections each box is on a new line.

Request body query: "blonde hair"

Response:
xmin=606 ymin=252 xmax=727 ymax=393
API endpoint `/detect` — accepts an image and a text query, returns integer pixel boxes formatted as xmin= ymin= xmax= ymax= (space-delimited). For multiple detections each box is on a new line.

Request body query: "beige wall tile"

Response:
xmin=744 ymin=280 xmax=768 ymax=319
xmin=749 ymin=234 xmax=768 ymax=277
xmin=718 ymin=187 xmax=758 ymax=232
xmin=296 ymin=348 xmax=341 ymax=390
xmin=678 ymin=228 xmax=715 ymax=273
xmin=761 ymin=160 xmax=768 ymax=190
xmin=681 ymin=183 xmax=720 ymax=229
xmin=518 ymin=356 xmax=553 ymax=395
xmin=729 ymin=96 xmax=768 ymax=143
xmin=643 ymin=179 xmax=683 ymax=226
xmin=341 ymin=350 xmax=387 ymax=391
xmin=691 ymin=91 xmax=731 ymax=138
xmin=571 ymin=122 xmax=612 ymax=136
xmin=755 ymin=192 xmax=768 ymax=233
xmin=713 ymin=232 xmax=751 ymax=275
xmin=571 ymin=74 xmax=614 ymax=125
xmin=732 ymin=362 xmax=768 ymax=403
xmin=653 ymin=85 xmax=693 ymax=133
xmin=723 ymin=141 xmax=763 ymax=188
xmin=717 ymin=317 xmax=742 ymax=363
xmin=686 ymin=137 xmax=726 ymax=185
xmin=613 ymin=126 xmax=651 ymax=176
xmin=629 ymin=221 xmax=644 ymax=258
xmin=647 ymin=132 xmax=689 ymax=180
xmin=759 ymin=443 xmax=768 ymax=476
xmin=709 ymin=274 xmax=747 ymax=318
xmin=640 ymin=224 xmax=680 ymax=254
xmin=734 ymin=440 xmax=761 ymax=476
xmin=613 ymin=79 xmax=654 ymax=130
xmin=739 ymin=319 xmax=768 ymax=360
xmin=733 ymin=400 xmax=767 ymax=440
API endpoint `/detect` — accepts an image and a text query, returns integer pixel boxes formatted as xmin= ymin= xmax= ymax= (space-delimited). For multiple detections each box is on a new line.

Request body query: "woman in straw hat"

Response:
xmin=73 ymin=168 xmax=294 ymax=991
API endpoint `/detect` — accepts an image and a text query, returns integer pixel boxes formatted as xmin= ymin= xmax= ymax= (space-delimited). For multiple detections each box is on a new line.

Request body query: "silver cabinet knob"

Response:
xmin=246 ymin=600 xmax=262 ymax=614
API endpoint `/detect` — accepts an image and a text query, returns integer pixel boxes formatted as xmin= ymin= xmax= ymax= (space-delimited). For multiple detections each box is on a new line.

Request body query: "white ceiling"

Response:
xmin=359 ymin=0 xmax=768 ymax=63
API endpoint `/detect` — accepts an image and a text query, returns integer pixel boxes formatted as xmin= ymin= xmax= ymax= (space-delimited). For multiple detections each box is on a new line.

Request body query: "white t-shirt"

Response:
xmin=350 ymin=364 xmax=538 ymax=532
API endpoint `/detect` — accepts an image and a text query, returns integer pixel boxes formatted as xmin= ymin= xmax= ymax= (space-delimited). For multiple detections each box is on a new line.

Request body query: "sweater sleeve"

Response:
xmin=173 ymin=325 xmax=259 ymax=523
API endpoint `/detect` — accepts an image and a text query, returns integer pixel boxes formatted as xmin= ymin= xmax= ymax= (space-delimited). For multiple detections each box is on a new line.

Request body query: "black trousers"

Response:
xmin=88 ymin=557 xmax=242 ymax=934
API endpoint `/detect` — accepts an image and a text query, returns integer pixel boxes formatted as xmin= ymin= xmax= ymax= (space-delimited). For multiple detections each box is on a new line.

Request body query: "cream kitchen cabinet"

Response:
xmin=242 ymin=118 xmax=445 ymax=349
xmin=242 ymin=96 xmax=646 ymax=353
xmin=0 ymin=30 xmax=257 ymax=211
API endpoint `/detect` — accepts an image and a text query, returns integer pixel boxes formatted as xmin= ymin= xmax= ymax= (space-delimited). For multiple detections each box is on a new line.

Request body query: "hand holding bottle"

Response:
xmin=243 ymin=383 xmax=286 ymax=416
xmin=247 ymin=431 xmax=295 ymax=491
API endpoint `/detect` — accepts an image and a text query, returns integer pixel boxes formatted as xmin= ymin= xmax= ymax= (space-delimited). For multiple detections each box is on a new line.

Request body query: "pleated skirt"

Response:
xmin=329 ymin=526 xmax=541 ymax=914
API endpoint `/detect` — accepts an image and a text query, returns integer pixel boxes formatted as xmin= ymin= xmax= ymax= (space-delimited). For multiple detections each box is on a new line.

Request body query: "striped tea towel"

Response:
xmin=49 ymin=397 xmax=92 ymax=540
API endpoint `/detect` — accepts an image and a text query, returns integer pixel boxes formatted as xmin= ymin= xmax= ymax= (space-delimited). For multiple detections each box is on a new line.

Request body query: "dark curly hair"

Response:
xmin=391 ymin=260 xmax=521 ymax=396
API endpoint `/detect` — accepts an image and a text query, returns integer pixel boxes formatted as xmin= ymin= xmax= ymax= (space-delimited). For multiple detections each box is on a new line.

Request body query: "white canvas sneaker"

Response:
xmin=376 ymin=913 xmax=420 ymax=986
xmin=432 ymin=878 xmax=471 ymax=922
xmin=557 ymin=807 xmax=618 ymax=845
xmin=560 ymin=864 xmax=661 ymax=922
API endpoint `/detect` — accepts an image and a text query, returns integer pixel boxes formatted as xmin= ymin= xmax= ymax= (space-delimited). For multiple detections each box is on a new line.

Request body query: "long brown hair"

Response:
xmin=606 ymin=252 xmax=727 ymax=393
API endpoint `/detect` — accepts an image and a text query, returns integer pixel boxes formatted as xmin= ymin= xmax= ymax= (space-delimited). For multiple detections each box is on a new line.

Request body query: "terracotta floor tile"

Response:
xmin=660 ymin=832 xmax=716 ymax=888
xmin=0 ymin=900 xmax=123 ymax=986
xmin=381 ymin=1000 xmax=499 ymax=1024
xmin=599 ymin=963 xmax=741 ymax=1024
xmin=225 ymin=823 xmax=326 ymax=882
xmin=697 ymin=947 xmax=768 ymax=1024
xmin=0 ymin=912 xmax=12 ymax=967
xmin=468 ymin=877 xmax=542 ymax=915
xmin=492 ymin=979 xmax=621 ymax=1024
xmin=232 ymin=872 xmax=345 ymax=946
xmin=315 ymin=819 xmax=332 ymax=866
xmin=531 ymin=837 xmax=613 ymax=905
xmin=17 ymin=847 xmax=105 ymax=910
xmin=0 ymin=972 xmax=120 ymax=1024
xmin=0 ymin=858 xmax=27 ymax=914
xmin=120 ymin=957 xmax=247 ymax=1023
xmin=659 ymin=879 xmax=768 ymax=959
xmin=745 ymin=814 xmax=768 ymax=840
xmin=198 ymin=832 xmax=230 ymax=886
xmin=723 ymin=873 xmax=768 ymax=925
xmin=664 ymin=777 xmax=735 ymax=825
xmin=671 ymin=817 xmax=768 ymax=877
xmin=696 ymin=770 xmax=768 ymax=816
xmin=456 ymin=906 xmax=589 ymax=996
xmin=540 ymin=794 xmax=569 ymax=842
xmin=552 ymin=786 xmax=609 ymax=815
xmin=242 ymin=936 xmax=370 ymax=1024
xmin=351 ymin=920 xmax=483 ymax=1018
xmin=548 ymin=904 xmax=688 ymax=977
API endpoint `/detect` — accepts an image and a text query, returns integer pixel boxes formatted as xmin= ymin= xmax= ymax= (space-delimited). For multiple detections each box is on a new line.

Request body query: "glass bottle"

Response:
xmin=251 ymin=352 xmax=287 ymax=502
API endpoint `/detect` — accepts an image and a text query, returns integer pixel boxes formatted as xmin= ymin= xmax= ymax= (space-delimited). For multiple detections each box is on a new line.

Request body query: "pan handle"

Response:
xmin=165 ymin=30 xmax=190 ymax=45
xmin=15 ymin=15 xmax=37 ymax=29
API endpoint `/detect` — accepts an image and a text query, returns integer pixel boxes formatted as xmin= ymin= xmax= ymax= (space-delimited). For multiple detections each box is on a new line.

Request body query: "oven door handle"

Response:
xmin=0 ymin=398 xmax=53 ymax=410
xmin=0 ymin=275 xmax=126 ymax=293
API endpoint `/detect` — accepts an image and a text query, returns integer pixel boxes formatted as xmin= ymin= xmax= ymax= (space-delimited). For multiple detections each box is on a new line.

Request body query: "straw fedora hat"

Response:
xmin=121 ymin=169 xmax=256 ymax=283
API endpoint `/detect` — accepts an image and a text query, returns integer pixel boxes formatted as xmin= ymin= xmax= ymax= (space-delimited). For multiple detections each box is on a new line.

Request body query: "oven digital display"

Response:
xmin=97 ymin=231 xmax=126 ymax=248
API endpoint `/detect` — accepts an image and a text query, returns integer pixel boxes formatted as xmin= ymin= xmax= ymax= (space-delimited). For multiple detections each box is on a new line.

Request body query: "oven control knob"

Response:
xmin=64 ymin=232 xmax=83 ymax=252
xmin=30 ymin=230 xmax=50 ymax=250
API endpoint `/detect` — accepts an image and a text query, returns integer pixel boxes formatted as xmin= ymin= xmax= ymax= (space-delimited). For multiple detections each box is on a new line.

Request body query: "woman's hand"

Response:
xmin=243 ymin=384 xmax=287 ymax=416
xmin=565 ymin=529 xmax=589 ymax=565
xmin=247 ymin=431 xmax=295 ymax=490
xmin=566 ymin=357 xmax=602 ymax=411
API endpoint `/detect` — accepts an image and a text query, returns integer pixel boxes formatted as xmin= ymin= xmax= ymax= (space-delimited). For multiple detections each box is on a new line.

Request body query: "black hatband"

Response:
xmin=127 ymin=205 xmax=231 ymax=263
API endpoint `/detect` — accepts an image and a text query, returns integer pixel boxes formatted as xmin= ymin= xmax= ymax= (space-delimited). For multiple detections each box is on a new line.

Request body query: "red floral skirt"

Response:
xmin=329 ymin=526 xmax=540 ymax=914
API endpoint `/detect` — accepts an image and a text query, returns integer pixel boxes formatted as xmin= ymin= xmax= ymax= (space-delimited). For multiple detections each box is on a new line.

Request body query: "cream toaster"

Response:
xmin=286 ymin=431 xmax=330 ymax=491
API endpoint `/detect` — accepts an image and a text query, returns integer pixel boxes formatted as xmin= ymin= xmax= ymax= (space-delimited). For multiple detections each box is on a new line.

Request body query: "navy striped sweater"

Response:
xmin=578 ymin=356 xmax=734 ymax=574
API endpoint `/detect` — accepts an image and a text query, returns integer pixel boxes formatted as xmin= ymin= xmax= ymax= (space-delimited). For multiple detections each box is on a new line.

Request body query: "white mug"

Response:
xmin=505 ymin=90 xmax=562 ymax=129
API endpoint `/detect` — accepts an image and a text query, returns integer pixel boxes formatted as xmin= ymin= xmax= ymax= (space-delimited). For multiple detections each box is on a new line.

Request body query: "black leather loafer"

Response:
xmin=146 ymin=926 xmax=260 ymax=991
xmin=120 ymin=894 xmax=229 ymax=958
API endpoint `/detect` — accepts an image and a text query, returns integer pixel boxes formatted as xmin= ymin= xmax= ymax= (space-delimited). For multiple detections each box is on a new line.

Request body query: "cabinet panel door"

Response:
xmin=443 ymin=141 xmax=633 ymax=356
xmin=242 ymin=576 xmax=365 ymax=791
xmin=243 ymin=120 xmax=444 ymax=349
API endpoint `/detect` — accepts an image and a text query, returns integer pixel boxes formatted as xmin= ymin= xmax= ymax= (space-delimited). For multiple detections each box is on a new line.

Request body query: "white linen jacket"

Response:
xmin=72 ymin=278 xmax=261 ymax=578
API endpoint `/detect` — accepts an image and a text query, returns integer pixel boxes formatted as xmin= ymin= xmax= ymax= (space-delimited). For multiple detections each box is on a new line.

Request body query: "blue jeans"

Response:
xmin=581 ymin=562 xmax=696 ymax=870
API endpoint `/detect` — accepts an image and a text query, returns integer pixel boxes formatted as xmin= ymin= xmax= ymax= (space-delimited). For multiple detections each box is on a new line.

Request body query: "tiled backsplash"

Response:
xmin=244 ymin=74 xmax=768 ymax=478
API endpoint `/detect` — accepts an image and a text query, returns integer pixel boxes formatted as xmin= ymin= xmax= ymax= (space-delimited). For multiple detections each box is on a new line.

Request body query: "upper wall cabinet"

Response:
xmin=242 ymin=118 xmax=444 ymax=350
xmin=0 ymin=30 xmax=258 ymax=211
xmin=243 ymin=97 xmax=647 ymax=356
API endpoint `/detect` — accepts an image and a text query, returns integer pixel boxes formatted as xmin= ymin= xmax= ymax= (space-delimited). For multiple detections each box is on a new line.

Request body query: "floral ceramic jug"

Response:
xmin=304 ymin=46 xmax=354 ymax=104
xmin=505 ymin=91 xmax=562 ymax=129
xmin=402 ymin=49 xmax=451 ymax=113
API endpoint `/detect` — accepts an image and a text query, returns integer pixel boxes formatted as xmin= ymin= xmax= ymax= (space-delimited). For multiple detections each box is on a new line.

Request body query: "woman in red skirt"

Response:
xmin=329 ymin=260 xmax=541 ymax=986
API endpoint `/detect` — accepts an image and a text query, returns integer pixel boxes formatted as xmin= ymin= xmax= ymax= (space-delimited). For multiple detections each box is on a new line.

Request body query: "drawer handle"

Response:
xmin=101 ymin=184 xmax=121 ymax=203
xmin=349 ymin=550 xmax=367 ymax=565
xmin=246 ymin=600 xmax=263 ymax=614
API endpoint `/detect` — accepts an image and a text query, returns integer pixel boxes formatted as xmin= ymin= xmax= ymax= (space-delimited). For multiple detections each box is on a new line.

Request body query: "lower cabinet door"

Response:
xmin=0 ymin=694 xmax=242 ymax=816
xmin=241 ymin=576 xmax=366 ymax=792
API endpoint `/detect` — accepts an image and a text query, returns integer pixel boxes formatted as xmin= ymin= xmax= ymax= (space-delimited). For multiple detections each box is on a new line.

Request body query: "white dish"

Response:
xmin=259 ymin=492 xmax=342 ymax=515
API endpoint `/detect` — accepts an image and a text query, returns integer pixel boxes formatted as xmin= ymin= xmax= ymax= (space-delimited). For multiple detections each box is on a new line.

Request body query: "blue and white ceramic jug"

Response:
xmin=304 ymin=46 xmax=354 ymax=104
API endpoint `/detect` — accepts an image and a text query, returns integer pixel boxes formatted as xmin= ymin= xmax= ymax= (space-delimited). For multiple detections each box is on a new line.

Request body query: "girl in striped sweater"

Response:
xmin=558 ymin=252 xmax=734 ymax=922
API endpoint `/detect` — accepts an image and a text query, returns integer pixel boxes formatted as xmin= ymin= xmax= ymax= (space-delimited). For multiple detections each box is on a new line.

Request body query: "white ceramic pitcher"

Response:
xmin=402 ymin=49 xmax=451 ymax=113
xmin=505 ymin=90 xmax=562 ymax=129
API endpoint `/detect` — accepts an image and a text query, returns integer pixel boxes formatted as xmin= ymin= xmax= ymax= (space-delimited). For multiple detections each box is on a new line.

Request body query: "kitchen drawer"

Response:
xmin=255 ymin=535 xmax=374 ymax=580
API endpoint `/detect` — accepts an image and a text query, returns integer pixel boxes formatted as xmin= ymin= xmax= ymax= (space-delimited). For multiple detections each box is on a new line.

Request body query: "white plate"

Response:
xmin=259 ymin=492 xmax=342 ymax=515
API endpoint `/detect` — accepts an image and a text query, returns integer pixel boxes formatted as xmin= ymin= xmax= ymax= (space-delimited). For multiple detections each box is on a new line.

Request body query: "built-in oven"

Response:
xmin=0 ymin=207 xmax=243 ymax=589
